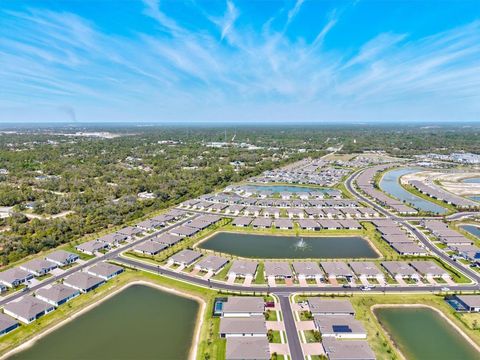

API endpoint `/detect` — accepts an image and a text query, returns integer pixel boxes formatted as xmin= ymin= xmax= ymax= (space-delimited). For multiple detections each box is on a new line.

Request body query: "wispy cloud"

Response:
xmin=0 ymin=2 xmax=479 ymax=122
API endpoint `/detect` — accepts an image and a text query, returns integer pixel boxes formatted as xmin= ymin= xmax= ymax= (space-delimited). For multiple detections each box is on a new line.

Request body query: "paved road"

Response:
xmin=278 ymin=294 xmax=304 ymax=360
xmin=344 ymin=169 xmax=480 ymax=284
xmin=0 ymin=214 xmax=198 ymax=307
xmin=115 ymin=256 xmax=480 ymax=294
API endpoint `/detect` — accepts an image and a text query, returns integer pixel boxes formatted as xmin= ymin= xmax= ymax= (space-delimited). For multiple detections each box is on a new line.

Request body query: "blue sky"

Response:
xmin=1 ymin=0 xmax=479 ymax=123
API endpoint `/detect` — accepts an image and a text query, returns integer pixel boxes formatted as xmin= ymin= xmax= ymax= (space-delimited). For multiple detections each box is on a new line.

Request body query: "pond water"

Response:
xmin=198 ymin=232 xmax=378 ymax=259
xmin=10 ymin=284 xmax=199 ymax=360
xmin=460 ymin=225 xmax=480 ymax=239
xmin=463 ymin=177 xmax=480 ymax=184
xmin=375 ymin=307 xmax=479 ymax=360
xmin=470 ymin=196 xmax=480 ymax=202
xmin=379 ymin=168 xmax=447 ymax=214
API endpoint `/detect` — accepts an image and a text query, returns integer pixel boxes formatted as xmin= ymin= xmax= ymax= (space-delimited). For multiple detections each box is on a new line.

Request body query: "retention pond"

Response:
xmin=198 ymin=232 xmax=379 ymax=259
xmin=375 ymin=307 xmax=479 ymax=360
xmin=10 ymin=284 xmax=199 ymax=360
xmin=379 ymin=168 xmax=447 ymax=214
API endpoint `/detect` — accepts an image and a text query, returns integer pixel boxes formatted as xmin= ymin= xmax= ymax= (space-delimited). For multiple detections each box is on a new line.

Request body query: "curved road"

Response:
xmin=345 ymin=169 xmax=480 ymax=284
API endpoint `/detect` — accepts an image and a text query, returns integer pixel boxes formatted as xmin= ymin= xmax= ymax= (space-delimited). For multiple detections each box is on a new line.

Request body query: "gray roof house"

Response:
xmin=3 ymin=296 xmax=55 ymax=324
xmin=63 ymin=272 xmax=105 ymax=293
xmin=307 ymin=299 xmax=355 ymax=316
xmin=0 ymin=313 xmax=19 ymax=336
xmin=348 ymin=262 xmax=383 ymax=278
xmin=225 ymin=337 xmax=270 ymax=360
xmin=452 ymin=295 xmax=480 ymax=312
xmin=168 ymin=249 xmax=202 ymax=266
xmin=274 ymin=219 xmax=294 ymax=230
xmin=292 ymin=261 xmax=323 ymax=279
xmin=320 ymin=262 xmax=355 ymax=279
xmin=97 ymin=233 xmax=127 ymax=246
xmin=45 ymin=250 xmax=79 ymax=266
xmin=322 ymin=338 xmax=376 ymax=360
xmin=35 ymin=283 xmax=80 ymax=307
xmin=117 ymin=226 xmax=143 ymax=238
xmin=134 ymin=241 xmax=168 ymax=255
xmin=251 ymin=217 xmax=272 ymax=229
xmin=390 ymin=242 xmax=428 ymax=256
xmin=219 ymin=317 xmax=267 ymax=337
xmin=170 ymin=225 xmax=199 ymax=237
xmin=222 ymin=297 xmax=265 ymax=317
xmin=19 ymin=259 xmax=57 ymax=277
xmin=314 ymin=315 xmax=367 ymax=339
xmin=409 ymin=261 xmax=448 ymax=277
xmin=232 ymin=217 xmax=253 ymax=227
xmin=155 ymin=233 xmax=184 ymax=246
xmin=228 ymin=261 xmax=258 ymax=278
xmin=87 ymin=262 xmax=124 ymax=280
xmin=0 ymin=267 xmax=33 ymax=288
xmin=75 ymin=240 xmax=108 ymax=255
xmin=297 ymin=219 xmax=321 ymax=230
xmin=264 ymin=262 xmax=293 ymax=278
xmin=382 ymin=261 xmax=419 ymax=279
xmin=194 ymin=255 xmax=228 ymax=274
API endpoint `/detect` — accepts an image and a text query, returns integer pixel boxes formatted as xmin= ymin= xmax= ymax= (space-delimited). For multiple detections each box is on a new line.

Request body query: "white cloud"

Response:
xmin=0 ymin=3 xmax=479 ymax=122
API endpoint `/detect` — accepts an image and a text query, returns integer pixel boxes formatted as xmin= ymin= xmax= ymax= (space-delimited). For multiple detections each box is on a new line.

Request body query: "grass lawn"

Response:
xmin=304 ymin=330 xmax=320 ymax=343
xmin=254 ymin=263 xmax=265 ymax=284
xmin=265 ymin=309 xmax=278 ymax=321
xmin=269 ymin=330 xmax=282 ymax=343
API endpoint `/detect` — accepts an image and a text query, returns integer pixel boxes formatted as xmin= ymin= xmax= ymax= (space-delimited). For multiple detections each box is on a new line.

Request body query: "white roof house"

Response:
xmin=292 ymin=262 xmax=323 ymax=279
xmin=320 ymin=262 xmax=355 ymax=278
xmin=35 ymin=284 xmax=80 ymax=307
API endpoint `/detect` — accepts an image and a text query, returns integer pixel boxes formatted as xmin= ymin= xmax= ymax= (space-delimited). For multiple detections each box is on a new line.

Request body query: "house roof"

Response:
xmin=20 ymin=259 xmax=56 ymax=273
xmin=76 ymin=240 xmax=107 ymax=252
xmin=195 ymin=255 xmax=228 ymax=272
xmin=45 ymin=250 xmax=78 ymax=264
xmin=320 ymin=262 xmax=354 ymax=277
xmin=322 ymin=338 xmax=376 ymax=360
xmin=307 ymin=299 xmax=355 ymax=315
xmin=169 ymin=249 xmax=202 ymax=264
xmin=222 ymin=297 xmax=264 ymax=314
xmin=409 ymin=261 xmax=447 ymax=276
xmin=390 ymin=242 xmax=427 ymax=255
xmin=382 ymin=261 xmax=418 ymax=276
xmin=134 ymin=241 xmax=168 ymax=254
xmin=314 ymin=315 xmax=366 ymax=335
xmin=64 ymin=272 xmax=104 ymax=290
xmin=232 ymin=217 xmax=253 ymax=226
xmin=0 ymin=267 xmax=31 ymax=284
xmin=225 ymin=337 xmax=270 ymax=360
xmin=3 ymin=296 xmax=53 ymax=320
xmin=455 ymin=295 xmax=480 ymax=308
xmin=264 ymin=262 xmax=292 ymax=277
xmin=292 ymin=261 xmax=323 ymax=276
xmin=88 ymin=262 xmax=123 ymax=278
xmin=0 ymin=313 xmax=18 ymax=333
xmin=35 ymin=283 xmax=79 ymax=303
xmin=348 ymin=262 xmax=382 ymax=277
xmin=220 ymin=317 xmax=267 ymax=334
xmin=228 ymin=260 xmax=258 ymax=276
xmin=155 ymin=233 xmax=183 ymax=246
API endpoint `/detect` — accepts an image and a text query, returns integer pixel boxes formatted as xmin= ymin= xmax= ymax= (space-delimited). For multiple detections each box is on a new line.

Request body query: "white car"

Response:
xmin=360 ymin=286 xmax=372 ymax=291
xmin=441 ymin=287 xmax=450 ymax=292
